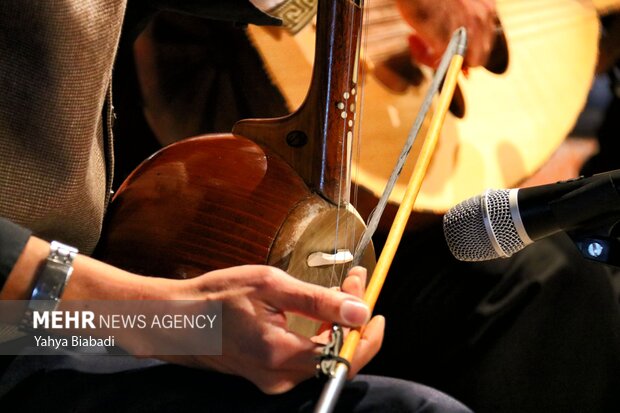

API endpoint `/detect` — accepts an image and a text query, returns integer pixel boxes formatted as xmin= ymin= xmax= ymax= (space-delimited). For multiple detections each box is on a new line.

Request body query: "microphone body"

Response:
xmin=443 ymin=170 xmax=620 ymax=261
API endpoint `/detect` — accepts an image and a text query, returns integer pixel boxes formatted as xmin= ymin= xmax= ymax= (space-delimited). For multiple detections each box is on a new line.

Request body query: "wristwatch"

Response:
xmin=28 ymin=241 xmax=78 ymax=312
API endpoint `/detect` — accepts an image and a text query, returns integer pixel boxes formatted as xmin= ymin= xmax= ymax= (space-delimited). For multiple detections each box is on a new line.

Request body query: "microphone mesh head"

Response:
xmin=443 ymin=190 xmax=527 ymax=261
xmin=484 ymin=189 xmax=526 ymax=257
xmin=443 ymin=195 xmax=498 ymax=261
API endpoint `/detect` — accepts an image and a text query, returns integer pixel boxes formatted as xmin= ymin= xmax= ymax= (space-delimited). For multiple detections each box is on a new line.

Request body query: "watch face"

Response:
xmin=31 ymin=260 xmax=73 ymax=303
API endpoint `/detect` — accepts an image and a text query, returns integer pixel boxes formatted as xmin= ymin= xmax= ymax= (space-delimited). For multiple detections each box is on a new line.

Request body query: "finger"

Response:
xmin=348 ymin=315 xmax=386 ymax=377
xmin=277 ymin=317 xmax=384 ymax=385
xmin=286 ymin=267 xmax=365 ymax=337
xmin=311 ymin=327 xmax=332 ymax=345
xmin=465 ymin=2 xmax=497 ymax=67
xmin=341 ymin=266 xmax=367 ymax=298
xmin=218 ymin=326 xmax=321 ymax=394
xmin=263 ymin=327 xmax=319 ymax=370
xmin=260 ymin=326 xmax=364 ymax=387
xmin=399 ymin=2 xmax=453 ymax=54
xmin=265 ymin=270 xmax=371 ymax=327
xmin=347 ymin=265 xmax=367 ymax=287
xmin=408 ymin=34 xmax=439 ymax=68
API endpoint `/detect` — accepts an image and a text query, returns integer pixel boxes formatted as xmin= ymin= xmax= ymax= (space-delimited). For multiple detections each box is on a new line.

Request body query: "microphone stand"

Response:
xmin=314 ymin=27 xmax=468 ymax=413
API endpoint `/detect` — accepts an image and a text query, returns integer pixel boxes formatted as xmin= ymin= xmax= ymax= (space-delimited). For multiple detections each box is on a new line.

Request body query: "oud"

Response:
xmin=248 ymin=0 xmax=609 ymax=216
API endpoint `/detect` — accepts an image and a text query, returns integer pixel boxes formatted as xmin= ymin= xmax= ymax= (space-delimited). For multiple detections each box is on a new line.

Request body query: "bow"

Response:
xmin=314 ymin=27 xmax=468 ymax=413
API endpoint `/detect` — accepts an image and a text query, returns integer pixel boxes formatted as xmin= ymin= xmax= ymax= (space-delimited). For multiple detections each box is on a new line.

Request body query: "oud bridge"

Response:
xmin=307 ymin=249 xmax=353 ymax=267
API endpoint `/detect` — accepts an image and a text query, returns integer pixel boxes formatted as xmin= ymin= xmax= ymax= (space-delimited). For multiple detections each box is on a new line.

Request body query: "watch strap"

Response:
xmin=20 ymin=241 xmax=78 ymax=331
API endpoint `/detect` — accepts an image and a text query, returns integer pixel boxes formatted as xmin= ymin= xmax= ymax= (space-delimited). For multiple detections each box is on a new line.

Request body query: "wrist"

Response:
xmin=62 ymin=255 xmax=178 ymax=302
xmin=0 ymin=235 xmax=179 ymax=302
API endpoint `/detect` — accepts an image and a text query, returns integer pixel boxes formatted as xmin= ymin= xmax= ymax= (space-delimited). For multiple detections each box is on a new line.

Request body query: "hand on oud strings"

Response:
xmin=396 ymin=0 xmax=497 ymax=68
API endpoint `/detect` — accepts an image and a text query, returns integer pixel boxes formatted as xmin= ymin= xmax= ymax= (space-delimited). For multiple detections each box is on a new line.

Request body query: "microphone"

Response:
xmin=443 ymin=169 xmax=620 ymax=261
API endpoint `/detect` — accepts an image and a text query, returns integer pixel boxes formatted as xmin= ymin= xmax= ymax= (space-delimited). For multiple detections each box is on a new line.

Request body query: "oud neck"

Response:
xmin=233 ymin=0 xmax=364 ymax=204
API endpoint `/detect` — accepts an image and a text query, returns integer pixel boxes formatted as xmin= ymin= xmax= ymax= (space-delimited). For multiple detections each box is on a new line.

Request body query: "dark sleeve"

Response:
xmin=148 ymin=0 xmax=281 ymax=26
xmin=121 ymin=0 xmax=281 ymax=49
xmin=0 ymin=217 xmax=32 ymax=291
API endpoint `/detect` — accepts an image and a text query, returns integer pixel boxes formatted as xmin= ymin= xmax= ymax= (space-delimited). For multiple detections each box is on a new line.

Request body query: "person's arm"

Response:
xmin=0 ymin=231 xmax=382 ymax=394
xmin=0 ymin=218 xmax=32 ymax=295
xmin=0 ymin=235 xmax=169 ymax=303
xmin=396 ymin=0 xmax=497 ymax=68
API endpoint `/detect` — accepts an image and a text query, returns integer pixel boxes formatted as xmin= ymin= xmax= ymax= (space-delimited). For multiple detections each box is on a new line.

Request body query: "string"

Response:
xmin=331 ymin=0 xmax=366 ymax=289
xmin=344 ymin=0 xmax=372 ymax=286
xmin=362 ymin=0 xmax=599 ymax=53
xmin=364 ymin=0 xmax=596 ymax=25
xmin=349 ymin=0 xmax=371 ymax=260
xmin=337 ymin=0 xmax=357 ymax=288
xmin=342 ymin=0 xmax=367 ymax=286
xmin=331 ymin=0 xmax=353 ymax=288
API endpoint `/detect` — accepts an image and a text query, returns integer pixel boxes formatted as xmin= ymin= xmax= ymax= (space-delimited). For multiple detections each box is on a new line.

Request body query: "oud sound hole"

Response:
xmin=286 ymin=130 xmax=308 ymax=148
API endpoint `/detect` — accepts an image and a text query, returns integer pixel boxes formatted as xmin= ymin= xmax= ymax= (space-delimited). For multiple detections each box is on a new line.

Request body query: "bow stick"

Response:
xmin=314 ymin=27 xmax=468 ymax=413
